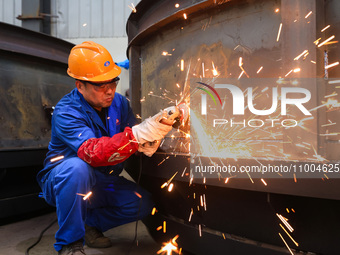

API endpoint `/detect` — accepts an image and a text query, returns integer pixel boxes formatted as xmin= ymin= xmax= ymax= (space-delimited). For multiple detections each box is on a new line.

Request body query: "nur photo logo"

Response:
xmin=197 ymin=82 xmax=223 ymax=115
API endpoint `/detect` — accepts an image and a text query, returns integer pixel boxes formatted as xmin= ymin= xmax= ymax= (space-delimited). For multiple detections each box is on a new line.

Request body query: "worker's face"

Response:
xmin=76 ymin=78 xmax=119 ymax=111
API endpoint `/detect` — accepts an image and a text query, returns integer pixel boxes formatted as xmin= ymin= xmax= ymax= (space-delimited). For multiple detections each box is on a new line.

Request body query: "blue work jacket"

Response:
xmin=37 ymin=88 xmax=137 ymax=185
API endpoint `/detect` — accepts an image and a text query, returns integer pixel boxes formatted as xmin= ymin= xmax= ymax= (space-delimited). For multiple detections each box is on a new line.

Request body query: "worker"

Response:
xmin=36 ymin=41 xmax=177 ymax=255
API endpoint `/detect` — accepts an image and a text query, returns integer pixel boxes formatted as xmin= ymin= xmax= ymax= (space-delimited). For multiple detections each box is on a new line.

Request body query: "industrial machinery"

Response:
xmin=126 ymin=0 xmax=340 ymax=254
xmin=0 ymin=22 xmax=74 ymax=222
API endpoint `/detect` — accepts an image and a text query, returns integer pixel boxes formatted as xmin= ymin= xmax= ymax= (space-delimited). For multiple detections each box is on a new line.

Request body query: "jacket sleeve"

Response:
xmin=119 ymin=94 xmax=138 ymax=129
xmin=77 ymin=127 xmax=139 ymax=167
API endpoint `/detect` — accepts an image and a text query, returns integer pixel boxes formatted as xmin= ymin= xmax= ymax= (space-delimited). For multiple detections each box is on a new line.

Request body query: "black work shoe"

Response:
xmin=85 ymin=225 xmax=112 ymax=248
xmin=58 ymin=240 xmax=86 ymax=255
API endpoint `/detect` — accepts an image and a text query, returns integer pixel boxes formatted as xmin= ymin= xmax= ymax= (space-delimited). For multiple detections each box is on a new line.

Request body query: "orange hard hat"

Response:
xmin=67 ymin=41 xmax=121 ymax=82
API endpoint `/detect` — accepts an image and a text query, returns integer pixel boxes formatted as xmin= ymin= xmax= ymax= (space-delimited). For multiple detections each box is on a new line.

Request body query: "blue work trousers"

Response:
xmin=40 ymin=157 xmax=153 ymax=251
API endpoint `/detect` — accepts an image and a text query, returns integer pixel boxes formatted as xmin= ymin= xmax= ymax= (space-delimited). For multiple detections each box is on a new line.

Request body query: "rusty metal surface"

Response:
xmin=137 ymin=0 xmax=319 ymax=160
xmin=0 ymin=50 xmax=74 ymax=151
xmin=126 ymin=0 xmax=340 ymax=212
xmin=127 ymin=0 xmax=339 ymax=165
xmin=126 ymin=0 xmax=340 ymax=203
xmin=0 ymin=22 xmax=74 ymax=161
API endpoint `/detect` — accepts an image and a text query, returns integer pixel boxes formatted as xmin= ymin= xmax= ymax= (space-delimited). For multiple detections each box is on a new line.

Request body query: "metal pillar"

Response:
xmin=17 ymin=0 xmax=52 ymax=35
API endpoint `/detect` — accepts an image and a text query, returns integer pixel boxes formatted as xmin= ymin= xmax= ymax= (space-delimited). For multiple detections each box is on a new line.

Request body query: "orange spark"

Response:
xmin=305 ymin=11 xmax=312 ymax=19
xmin=188 ymin=209 xmax=193 ymax=222
xmin=279 ymin=224 xmax=299 ymax=246
xmin=279 ymin=233 xmax=295 ymax=255
xmin=294 ymin=50 xmax=308 ymax=60
xmin=157 ymin=235 xmax=180 ymax=255
xmin=50 ymin=155 xmax=64 ymax=162
xmin=158 ymin=158 xmax=166 ymax=166
xmin=168 ymin=183 xmax=174 ymax=192
xmin=324 ymin=92 xmax=338 ymax=98
xmin=314 ymin=38 xmax=321 ymax=45
xmin=212 ymin=61 xmax=219 ymax=76
xmin=285 ymin=70 xmax=293 ymax=77
xmin=134 ymin=192 xmax=142 ymax=198
xmin=152 ymin=207 xmax=157 ymax=215
xmin=239 ymin=57 xmax=243 ymax=67
xmin=76 ymin=191 xmax=92 ymax=200
xmin=325 ymin=62 xmax=339 ymax=69
xmin=277 ymin=23 xmax=282 ymax=42
xmin=118 ymin=140 xmax=135 ymax=150
xmin=83 ymin=191 xmax=92 ymax=200
xmin=323 ymin=40 xmax=339 ymax=45
xmin=128 ymin=3 xmax=137 ymax=13
xmin=321 ymin=25 xmax=330 ymax=32
xmin=202 ymin=62 xmax=205 ymax=77
xmin=238 ymin=70 xmax=245 ymax=79
xmin=277 ymin=213 xmax=294 ymax=232
xmin=318 ymin=35 xmax=335 ymax=47
xmin=180 ymin=59 xmax=184 ymax=71
xmin=162 ymin=51 xmax=172 ymax=56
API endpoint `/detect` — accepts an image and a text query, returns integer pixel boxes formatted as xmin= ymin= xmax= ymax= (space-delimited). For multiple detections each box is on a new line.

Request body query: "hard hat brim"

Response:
xmin=67 ymin=65 xmax=121 ymax=82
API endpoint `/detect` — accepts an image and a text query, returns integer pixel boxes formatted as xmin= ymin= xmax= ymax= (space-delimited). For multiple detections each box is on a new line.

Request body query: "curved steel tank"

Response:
xmin=127 ymin=0 xmax=340 ymax=254
xmin=0 ymin=22 xmax=74 ymax=220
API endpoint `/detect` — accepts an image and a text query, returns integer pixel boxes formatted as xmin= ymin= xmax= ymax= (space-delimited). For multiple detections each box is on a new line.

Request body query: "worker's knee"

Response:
xmin=55 ymin=157 xmax=95 ymax=186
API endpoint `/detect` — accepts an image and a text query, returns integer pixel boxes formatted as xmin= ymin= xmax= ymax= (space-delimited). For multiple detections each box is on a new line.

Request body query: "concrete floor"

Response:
xmin=0 ymin=211 xmax=160 ymax=255
xmin=0 ymin=171 xmax=161 ymax=255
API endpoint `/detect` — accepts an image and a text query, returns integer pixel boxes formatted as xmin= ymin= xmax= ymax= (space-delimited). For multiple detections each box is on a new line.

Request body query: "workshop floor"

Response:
xmin=0 ymin=211 xmax=160 ymax=255
xmin=0 ymin=171 xmax=160 ymax=255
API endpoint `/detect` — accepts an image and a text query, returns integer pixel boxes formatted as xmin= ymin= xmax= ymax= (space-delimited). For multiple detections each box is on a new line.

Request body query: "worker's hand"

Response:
xmin=132 ymin=107 xmax=179 ymax=156
xmin=132 ymin=109 xmax=173 ymax=143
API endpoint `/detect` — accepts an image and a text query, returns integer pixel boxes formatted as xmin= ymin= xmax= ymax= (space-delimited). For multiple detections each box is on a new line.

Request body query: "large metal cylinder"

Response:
xmin=127 ymin=1 xmax=340 ymax=254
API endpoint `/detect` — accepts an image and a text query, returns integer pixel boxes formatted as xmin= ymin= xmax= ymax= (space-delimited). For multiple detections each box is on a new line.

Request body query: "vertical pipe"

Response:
xmin=21 ymin=0 xmax=42 ymax=32
xmin=41 ymin=0 xmax=51 ymax=35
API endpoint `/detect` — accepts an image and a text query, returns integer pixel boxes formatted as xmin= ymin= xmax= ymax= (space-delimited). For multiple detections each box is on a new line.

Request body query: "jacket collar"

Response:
xmin=75 ymin=89 xmax=109 ymax=134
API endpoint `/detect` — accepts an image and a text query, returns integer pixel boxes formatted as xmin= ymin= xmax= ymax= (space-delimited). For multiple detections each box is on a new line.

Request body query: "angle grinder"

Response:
xmin=160 ymin=103 xmax=189 ymax=129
